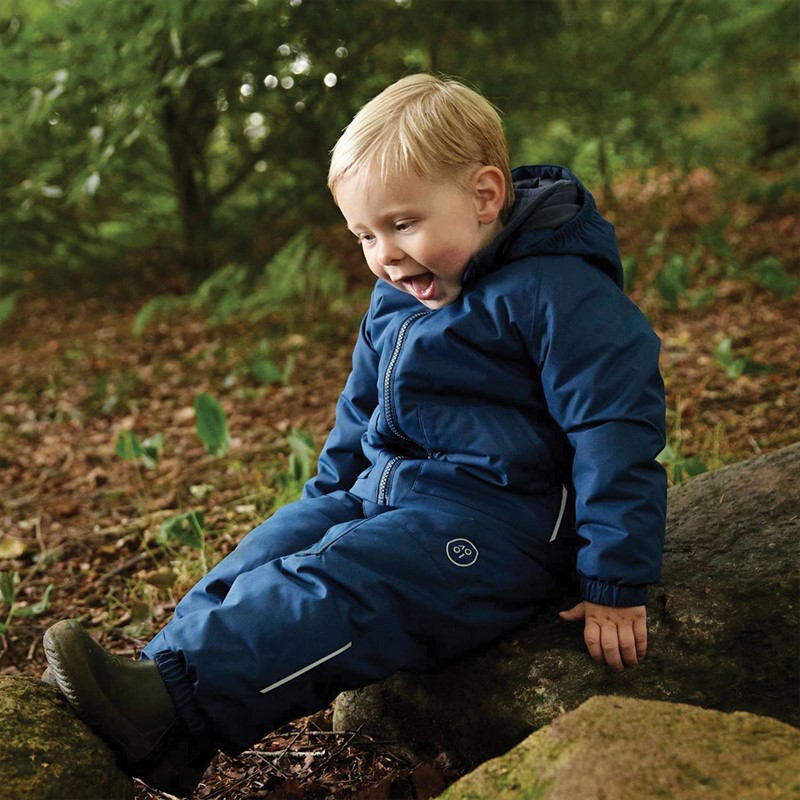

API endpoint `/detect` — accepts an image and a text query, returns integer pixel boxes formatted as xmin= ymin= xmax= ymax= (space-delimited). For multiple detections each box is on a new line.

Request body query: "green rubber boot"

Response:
xmin=43 ymin=619 xmax=213 ymax=796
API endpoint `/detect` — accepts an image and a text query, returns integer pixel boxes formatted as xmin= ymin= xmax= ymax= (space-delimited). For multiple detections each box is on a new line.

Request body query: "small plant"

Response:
xmin=194 ymin=392 xmax=230 ymax=456
xmin=657 ymin=443 xmax=708 ymax=486
xmin=130 ymin=229 xmax=345 ymax=334
xmin=114 ymin=429 xmax=164 ymax=468
xmin=749 ymin=256 xmax=798 ymax=299
xmin=657 ymin=400 xmax=714 ymax=486
xmin=0 ymin=290 xmax=21 ymax=328
xmin=0 ymin=571 xmax=54 ymax=634
xmin=621 ymin=255 xmax=636 ymax=292
xmin=655 ymin=248 xmax=716 ymax=311
xmin=243 ymin=340 xmax=295 ymax=386
xmin=714 ymin=338 xmax=771 ymax=380
xmin=273 ymin=428 xmax=316 ymax=506
xmin=158 ymin=510 xmax=209 ymax=574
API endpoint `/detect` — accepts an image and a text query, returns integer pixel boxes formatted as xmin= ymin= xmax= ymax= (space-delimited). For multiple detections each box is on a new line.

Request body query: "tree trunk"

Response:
xmin=161 ymin=95 xmax=214 ymax=277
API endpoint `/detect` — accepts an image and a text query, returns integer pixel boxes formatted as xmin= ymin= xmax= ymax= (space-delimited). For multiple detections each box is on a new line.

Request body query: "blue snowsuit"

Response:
xmin=144 ymin=165 xmax=667 ymax=754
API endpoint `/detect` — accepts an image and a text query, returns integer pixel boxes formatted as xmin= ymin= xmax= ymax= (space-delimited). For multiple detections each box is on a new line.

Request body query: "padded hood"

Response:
xmin=464 ymin=164 xmax=624 ymax=289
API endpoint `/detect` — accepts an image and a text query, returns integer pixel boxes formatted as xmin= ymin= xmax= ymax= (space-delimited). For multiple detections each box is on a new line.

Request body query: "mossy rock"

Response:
xmin=0 ymin=675 xmax=132 ymax=800
xmin=438 ymin=696 xmax=800 ymax=800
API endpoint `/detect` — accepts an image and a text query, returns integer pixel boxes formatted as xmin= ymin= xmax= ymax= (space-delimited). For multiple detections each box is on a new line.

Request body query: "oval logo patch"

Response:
xmin=446 ymin=538 xmax=479 ymax=567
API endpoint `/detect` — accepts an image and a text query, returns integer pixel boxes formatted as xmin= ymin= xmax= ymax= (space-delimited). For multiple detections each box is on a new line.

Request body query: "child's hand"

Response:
xmin=559 ymin=601 xmax=647 ymax=672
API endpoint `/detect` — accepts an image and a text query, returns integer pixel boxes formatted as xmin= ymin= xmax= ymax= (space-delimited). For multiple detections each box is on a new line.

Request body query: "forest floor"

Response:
xmin=1 ymin=168 xmax=798 ymax=799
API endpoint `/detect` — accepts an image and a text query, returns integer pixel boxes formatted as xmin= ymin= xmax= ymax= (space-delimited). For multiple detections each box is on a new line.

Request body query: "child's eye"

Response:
xmin=357 ymin=233 xmax=375 ymax=245
xmin=395 ymin=221 xmax=413 ymax=232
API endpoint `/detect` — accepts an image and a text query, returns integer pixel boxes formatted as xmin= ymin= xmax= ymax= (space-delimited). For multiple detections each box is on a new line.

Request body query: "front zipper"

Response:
xmin=377 ymin=311 xmax=432 ymax=505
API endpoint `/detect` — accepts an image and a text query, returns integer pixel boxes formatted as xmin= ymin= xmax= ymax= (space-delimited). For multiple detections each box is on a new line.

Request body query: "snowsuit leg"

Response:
xmin=144 ymin=492 xmax=575 ymax=753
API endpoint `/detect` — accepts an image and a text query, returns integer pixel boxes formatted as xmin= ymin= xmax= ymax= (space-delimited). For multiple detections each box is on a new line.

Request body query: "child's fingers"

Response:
xmin=558 ymin=602 xmax=585 ymax=622
xmin=633 ymin=612 xmax=648 ymax=659
xmin=617 ymin=625 xmax=639 ymax=667
xmin=583 ymin=619 xmax=624 ymax=672
xmin=597 ymin=622 xmax=625 ymax=672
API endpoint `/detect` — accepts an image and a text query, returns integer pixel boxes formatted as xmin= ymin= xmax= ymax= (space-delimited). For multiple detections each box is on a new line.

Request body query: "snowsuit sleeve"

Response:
xmin=529 ymin=257 xmax=667 ymax=607
xmin=302 ymin=300 xmax=379 ymax=499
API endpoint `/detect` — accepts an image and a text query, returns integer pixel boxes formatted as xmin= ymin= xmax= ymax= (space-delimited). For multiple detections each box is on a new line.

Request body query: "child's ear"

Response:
xmin=472 ymin=166 xmax=506 ymax=224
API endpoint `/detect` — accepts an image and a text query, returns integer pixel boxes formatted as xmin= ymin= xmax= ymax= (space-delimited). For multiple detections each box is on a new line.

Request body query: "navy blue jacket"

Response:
xmin=304 ymin=165 xmax=667 ymax=607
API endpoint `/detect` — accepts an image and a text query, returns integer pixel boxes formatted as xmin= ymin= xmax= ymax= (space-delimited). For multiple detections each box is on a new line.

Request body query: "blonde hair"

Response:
xmin=328 ymin=73 xmax=514 ymax=213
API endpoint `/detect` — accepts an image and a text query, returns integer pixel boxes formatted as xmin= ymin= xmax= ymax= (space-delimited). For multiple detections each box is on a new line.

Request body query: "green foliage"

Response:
xmin=621 ymin=256 xmax=637 ymax=293
xmin=749 ymin=257 xmax=799 ymax=298
xmin=3 ymin=0 xmax=795 ymax=283
xmin=132 ymin=296 xmax=186 ymax=336
xmin=243 ymin=340 xmax=293 ymax=386
xmin=114 ymin=430 xmax=164 ymax=469
xmin=158 ymin=510 xmax=205 ymax=550
xmin=132 ymin=230 xmax=344 ymax=332
xmin=714 ymin=338 xmax=772 ymax=380
xmin=657 ymin=444 xmax=708 ymax=486
xmin=0 ymin=291 xmax=21 ymax=328
xmin=273 ymin=428 xmax=316 ymax=505
xmin=656 ymin=253 xmax=691 ymax=311
xmin=0 ymin=571 xmax=54 ymax=634
xmin=652 ymin=244 xmax=718 ymax=311
xmin=194 ymin=393 xmax=230 ymax=456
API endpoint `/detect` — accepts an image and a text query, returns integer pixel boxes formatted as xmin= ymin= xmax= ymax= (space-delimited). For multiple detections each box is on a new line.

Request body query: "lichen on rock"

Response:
xmin=437 ymin=696 xmax=800 ymax=800
xmin=0 ymin=675 xmax=132 ymax=800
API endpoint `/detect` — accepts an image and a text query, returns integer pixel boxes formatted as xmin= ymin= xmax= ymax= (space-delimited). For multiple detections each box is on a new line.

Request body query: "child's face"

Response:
xmin=336 ymin=168 xmax=504 ymax=309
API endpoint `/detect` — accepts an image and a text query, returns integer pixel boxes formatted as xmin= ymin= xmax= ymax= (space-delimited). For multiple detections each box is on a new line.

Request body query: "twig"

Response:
xmin=308 ymin=724 xmax=365 ymax=776
xmin=98 ymin=551 xmax=152 ymax=583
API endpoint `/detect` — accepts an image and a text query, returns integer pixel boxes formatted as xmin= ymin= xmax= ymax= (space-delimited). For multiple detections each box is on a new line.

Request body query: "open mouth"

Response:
xmin=401 ymin=273 xmax=435 ymax=301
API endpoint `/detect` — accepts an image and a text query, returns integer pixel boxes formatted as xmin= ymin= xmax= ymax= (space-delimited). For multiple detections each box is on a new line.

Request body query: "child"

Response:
xmin=43 ymin=73 xmax=666 ymax=796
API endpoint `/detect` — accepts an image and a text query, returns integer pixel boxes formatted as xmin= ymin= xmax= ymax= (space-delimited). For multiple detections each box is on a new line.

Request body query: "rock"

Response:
xmin=0 ymin=675 xmax=132 ymax=800
xmin=334 ymin=443 xmax=800 ymax=765
xmin=436 ymin=696 xmax=800 ymax=800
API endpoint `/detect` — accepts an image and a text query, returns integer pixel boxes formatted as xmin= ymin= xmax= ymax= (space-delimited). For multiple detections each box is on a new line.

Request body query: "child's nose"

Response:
xmin=377 ymin=237 xmax=403 ymax=267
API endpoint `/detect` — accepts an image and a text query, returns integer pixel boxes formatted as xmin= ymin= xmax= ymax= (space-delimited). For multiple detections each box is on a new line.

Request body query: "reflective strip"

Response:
xmin=260 ymin=641 xmax=353 ymax=694
xmin=549 ymin=485 xmax=568 ymax=542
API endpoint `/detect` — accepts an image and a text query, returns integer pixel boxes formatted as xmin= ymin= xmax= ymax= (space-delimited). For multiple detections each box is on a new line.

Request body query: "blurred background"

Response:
xmin=1 ymin=0 xmax=797 ymax=296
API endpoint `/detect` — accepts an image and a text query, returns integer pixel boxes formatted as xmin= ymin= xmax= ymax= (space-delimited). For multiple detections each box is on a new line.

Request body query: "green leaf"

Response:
xmin=0 ymin=571 xmax=17 ymax=609
xmin=0 ymin=291 xmax=21 ymax=327
xmin=286 ymin=428 xmax=315 ymax=484
xmin=114 ymin=429 xmax=162 ymax=468
xmin=14 ymin=583 xmax=54 ymax=617
xmin=656 ymin=254 xmax=690 ymax=311
xmin=714 ymin=338 xmax=770 ymax=380
xmin=159 ymin=511 xmax=205 ymax=549
xmin=674 ymin=456 xmax=708 ymax=483
xmin=194 ymin=393 xmax=230 ymax=456
xmin=621 ymin=256 xmax=636 ymax=293
xmin=115 ymin=429 xmax=145 ymax=461
xmin=132 ymin=295 xmax=186 ymax=335
xmin=96 ymin=220 xmax=154 ymax=248
xmin=169 ymin=27 xmax=183 ymax=60
xmin=248 ymin=356 xmax=283 ymax=386
xmin=750 ymin=256 xmax=799 ymax=298
xmin=0 ymin=291 xmax=20 ymax=325
xmin=194 ymin=51 xmax=224 ymax=69
xmin=687 ymin=288 xmax=718 ymax=309
xmin=142 ymin=432 xmax=165 ymax=467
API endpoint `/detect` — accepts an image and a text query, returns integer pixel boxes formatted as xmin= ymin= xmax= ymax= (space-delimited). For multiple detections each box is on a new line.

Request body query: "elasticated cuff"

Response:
xmin=153 ymin=650 xmax=212 ymax=742
xmin=579 ymin=577 xmax=648 ymax=607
